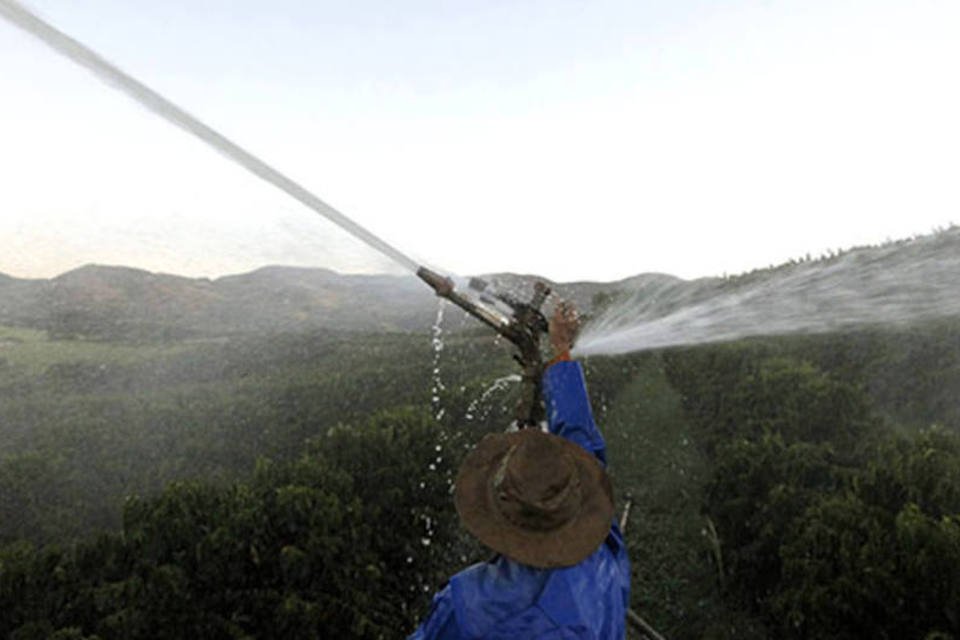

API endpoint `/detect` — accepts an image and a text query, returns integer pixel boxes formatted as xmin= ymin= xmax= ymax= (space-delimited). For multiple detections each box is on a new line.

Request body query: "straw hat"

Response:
xmin=454 ymin=428 xmax=614 ymax=568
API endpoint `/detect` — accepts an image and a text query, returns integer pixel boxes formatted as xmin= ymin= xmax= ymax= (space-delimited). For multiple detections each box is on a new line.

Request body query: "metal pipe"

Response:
xmin=627 ymin=609 xmax=667 ymax=640
xmin=619 ymin=494 xmax=633 ymax=532
xmin=417 ymin=267 xmax=512 ymax=333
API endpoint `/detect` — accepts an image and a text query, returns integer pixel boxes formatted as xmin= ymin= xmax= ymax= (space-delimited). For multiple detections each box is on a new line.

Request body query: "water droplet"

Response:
xmin=421 ymin=538 xmax=431 ymax=547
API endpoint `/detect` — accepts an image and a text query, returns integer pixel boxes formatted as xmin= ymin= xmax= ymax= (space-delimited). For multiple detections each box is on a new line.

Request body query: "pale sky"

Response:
xmin=2 ymin=0 xmax=958 ymax=282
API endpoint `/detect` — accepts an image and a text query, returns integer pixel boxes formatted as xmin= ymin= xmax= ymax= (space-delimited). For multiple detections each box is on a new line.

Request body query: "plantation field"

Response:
xmin=0 ymin=324 xmax=194 ymax=375
xmin=2 ymin=323 xmax=960 ymax=638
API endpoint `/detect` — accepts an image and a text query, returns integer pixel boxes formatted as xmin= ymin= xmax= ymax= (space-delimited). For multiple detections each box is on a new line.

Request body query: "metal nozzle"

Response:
xmin=417 ymin=266 xmax=454 ymax=297
xmin=414 ymin=267 xmax=552 ymax=429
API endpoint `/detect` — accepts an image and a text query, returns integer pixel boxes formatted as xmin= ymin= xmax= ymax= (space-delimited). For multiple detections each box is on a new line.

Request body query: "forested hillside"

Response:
xmin=1 ymin=264 xmax=959 ymax=638
xmin=657 ymin=332 xmax=960 ymax=638
xmin=0 ymin=265 xmax=648 ymax=341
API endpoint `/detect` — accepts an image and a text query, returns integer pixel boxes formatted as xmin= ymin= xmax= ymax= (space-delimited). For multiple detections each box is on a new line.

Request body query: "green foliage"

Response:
xmin=585 ymin=354 xmax=723 ymax=635
xmin=3 ymin=316 xmax=960 ymax=639
xmin=666 ymin=342 xmax=960 ymax=638
xmin=773 ymin=432 xmax=960 ymax=638
xmin=665 ymin=347 xmax=874 ymax=453
xmin=856 ymin=426 xmax=960 ymax=517
xmin=706 ymin=434 xmax=843 ymax=606
xmin=0 ymin=408 xmax=463 ymax=639
xmin=0 ymin=329 xmax=510 ymax=545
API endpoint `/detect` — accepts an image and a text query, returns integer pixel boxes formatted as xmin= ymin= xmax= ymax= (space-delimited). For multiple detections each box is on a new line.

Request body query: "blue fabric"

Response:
xmin=409 ymin=361 xmax=631 ymax=639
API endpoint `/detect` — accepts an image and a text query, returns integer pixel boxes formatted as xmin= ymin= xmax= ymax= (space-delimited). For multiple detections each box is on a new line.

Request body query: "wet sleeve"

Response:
xmin=542 ymin=360 xmax=607 ymax=465
xmin=407 ymin=584 xmax=462 ymax=640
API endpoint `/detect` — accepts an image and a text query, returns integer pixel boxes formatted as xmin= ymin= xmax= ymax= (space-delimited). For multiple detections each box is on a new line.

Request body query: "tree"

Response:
xmin=0 ymin=407 xmax=470 ymax=639
xmin=705 ymin=434 xmax=842 ymax=608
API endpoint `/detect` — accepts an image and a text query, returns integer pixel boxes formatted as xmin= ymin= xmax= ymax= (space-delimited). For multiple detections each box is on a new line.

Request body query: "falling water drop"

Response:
xmin=430 ymin=300 xmax=446 ymax=422
xmin=464 ymin=374 xmax=522 ymax=423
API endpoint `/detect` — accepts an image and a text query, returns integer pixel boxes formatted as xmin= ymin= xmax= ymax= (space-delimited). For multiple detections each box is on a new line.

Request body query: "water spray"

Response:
xmin=418 ymin=267 xmax=551 ymax=428
xmin=576 ymin=227 xmax=960 ymax=356
xmin=0 ymin=0 xmax=558 ymax=426
xmin=0 ymin=0 xmax=418 ymax=274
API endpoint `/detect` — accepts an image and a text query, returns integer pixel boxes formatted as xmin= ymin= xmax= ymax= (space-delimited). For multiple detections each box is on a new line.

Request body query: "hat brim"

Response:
xmin=454 ymin=430 xmax=614 ymax=569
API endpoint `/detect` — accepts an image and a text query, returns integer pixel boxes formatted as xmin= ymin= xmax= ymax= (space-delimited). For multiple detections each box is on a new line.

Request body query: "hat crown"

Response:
xmin=454 ymin=427 xmax=615 ymax=568
xmin=492 ymin=431 xmax=582 ymax=531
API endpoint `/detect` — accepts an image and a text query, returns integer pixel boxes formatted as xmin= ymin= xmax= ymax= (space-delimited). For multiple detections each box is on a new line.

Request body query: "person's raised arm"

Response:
xmin=542 ymin=301 xmax=607 ymax=464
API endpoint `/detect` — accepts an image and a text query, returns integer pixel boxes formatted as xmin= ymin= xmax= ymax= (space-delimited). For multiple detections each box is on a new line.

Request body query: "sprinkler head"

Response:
xmin=417 ymin=267 xmax=454 ymax=297
xmin=469 ymin=277 xmax=489 ymax=292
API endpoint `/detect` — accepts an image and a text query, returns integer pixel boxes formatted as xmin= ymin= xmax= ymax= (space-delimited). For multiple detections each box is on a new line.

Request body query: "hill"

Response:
xmin=0 ymin=265 xmax=437 ymax=339
xmin=1 ymin=231 xmax=960 ymax=638
xmin=0 ymin=264 xmax=675 ymax=341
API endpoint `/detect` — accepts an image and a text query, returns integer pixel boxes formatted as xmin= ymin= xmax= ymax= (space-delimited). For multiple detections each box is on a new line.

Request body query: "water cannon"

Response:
xmin=417 ymin=267 xmax=551 ymax=428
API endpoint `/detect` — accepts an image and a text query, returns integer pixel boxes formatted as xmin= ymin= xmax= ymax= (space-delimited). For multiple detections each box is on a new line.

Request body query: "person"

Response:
xmin=409 ymin=301 xmax=631 ymax=639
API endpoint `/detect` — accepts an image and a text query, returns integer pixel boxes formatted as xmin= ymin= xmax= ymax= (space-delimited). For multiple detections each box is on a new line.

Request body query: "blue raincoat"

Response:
xmin=409 ymin=360 xmax=631 ymax=639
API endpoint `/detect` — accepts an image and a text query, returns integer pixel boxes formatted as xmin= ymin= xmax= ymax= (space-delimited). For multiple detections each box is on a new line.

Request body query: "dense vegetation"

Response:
xmin=1 ymin=314 xmax=959 ymax=638
xmin=660 ymin=335 xmax=960 ymax=638
xmin=0 ymin=409 xmax=477 ymax=639
xmin=0 ymin=327 xmax=511 ymax=544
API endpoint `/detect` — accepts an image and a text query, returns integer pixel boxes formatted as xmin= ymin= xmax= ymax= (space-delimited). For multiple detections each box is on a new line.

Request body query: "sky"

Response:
xmin=2 ymin=0 xmax=958 ymax=283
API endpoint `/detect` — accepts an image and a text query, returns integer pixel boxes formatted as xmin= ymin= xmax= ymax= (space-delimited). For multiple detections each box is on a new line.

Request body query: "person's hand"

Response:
xmin=549 ymin=300 xmax=580 ymax=357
